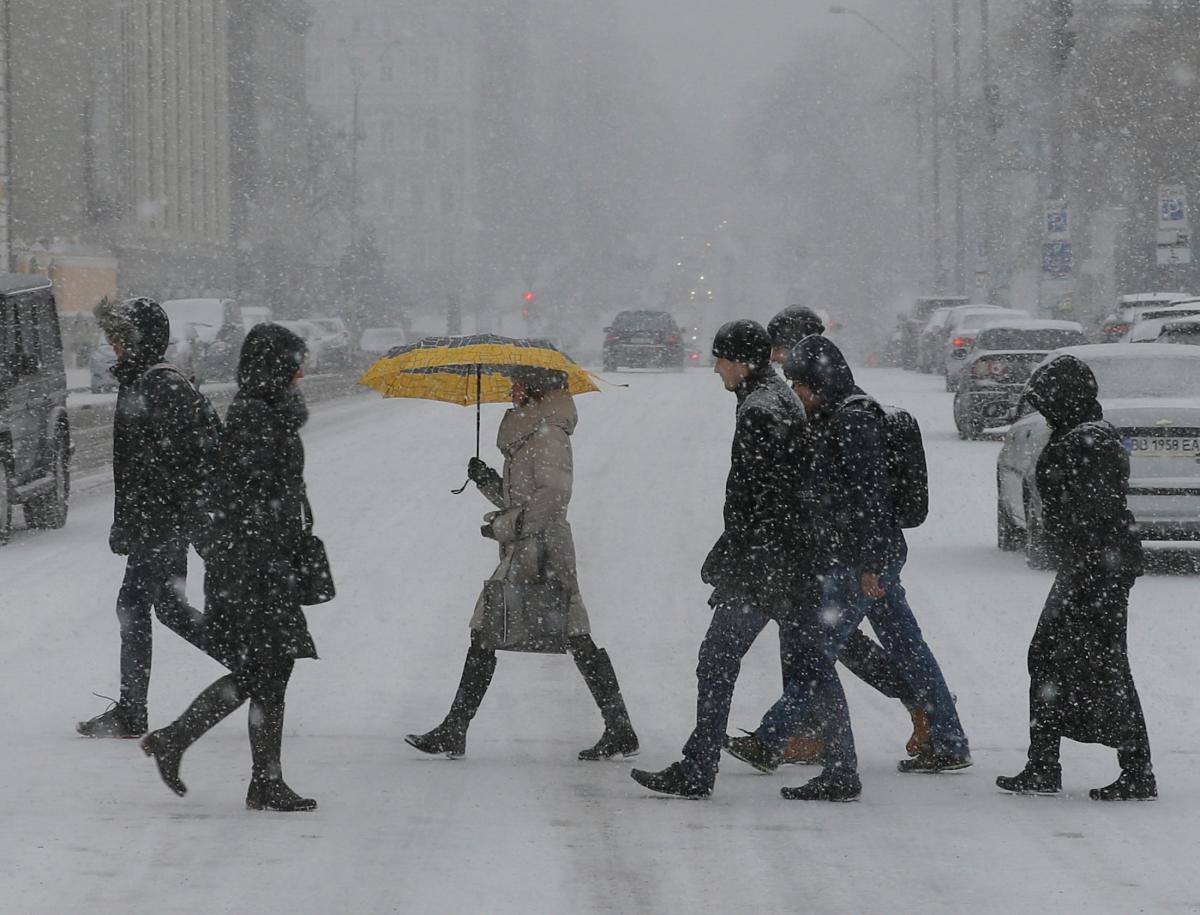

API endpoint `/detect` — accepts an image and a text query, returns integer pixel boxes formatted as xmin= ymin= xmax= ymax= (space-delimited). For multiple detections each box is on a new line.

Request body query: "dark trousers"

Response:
xmin=116 ymin=538 xmax=226 ymax=716
xmin=1027 ymin=568 xmax=1151 ymax=772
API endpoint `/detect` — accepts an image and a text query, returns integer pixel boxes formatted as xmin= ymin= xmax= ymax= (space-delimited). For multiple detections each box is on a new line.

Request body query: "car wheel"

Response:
xmin=997 ymin=478 xmax=1022 ymax=552
xmin=0 ymin=459 xmax=11 ymax=545
xmin=1023 ymin=490 xmax=1056 ymax=570
xmin=24 ymin=429 xmax=70 ymax=530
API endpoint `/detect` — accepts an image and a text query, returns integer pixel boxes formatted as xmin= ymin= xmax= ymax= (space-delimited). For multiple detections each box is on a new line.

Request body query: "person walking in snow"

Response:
xmin=996 ymin=355 xmax=1155 ymax=801
xmin=77 ymin=297 xmax=224 ymax=739
xmin=629 ymin=319 xmax=825 ymax=798
xmin=141 ymin=323 xmax=321 ymax=811
xmin=405 ymin=364 xmax=639 ymax=761
xmin=760 ymin=305 xmax=935 ymax=764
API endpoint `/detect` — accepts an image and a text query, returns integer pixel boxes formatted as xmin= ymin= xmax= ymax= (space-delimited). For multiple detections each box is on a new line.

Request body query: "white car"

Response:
xmin=275 ymin=320 xmax=326 ymax=372
xmin=1122 ymin=304 xmax=1200 ymax=343
xmin=305 ymin=317 xmax=353 ymax=368
xmin=996 ymin=343 xmax=1200 ymax=566
xmin=357 ymin=326 xmax=408 ymax=370
xmin=940 ymin=305 xmax=1030 ymax=389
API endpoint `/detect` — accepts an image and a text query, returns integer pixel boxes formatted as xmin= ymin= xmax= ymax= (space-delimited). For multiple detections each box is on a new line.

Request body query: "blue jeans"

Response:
xmin=797 ymin=550 xmax=969 ymax=758
xmin=680 ymin=594 xmax=852 ymax=788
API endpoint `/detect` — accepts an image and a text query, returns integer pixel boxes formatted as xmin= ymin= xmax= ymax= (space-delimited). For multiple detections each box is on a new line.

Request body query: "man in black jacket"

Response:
xmin=630 ymin=320 xmax=834 ymax=798
xmin=76 ymin=297 xmax=221 ymax=738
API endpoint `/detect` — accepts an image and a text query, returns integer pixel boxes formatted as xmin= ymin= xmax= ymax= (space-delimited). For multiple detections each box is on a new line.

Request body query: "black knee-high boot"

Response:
xmin=405 ymin=642 xmax=497 ymax=758
xmin=247 ymin=698 xmax=317 ymax=811
xmin=141 ymin=674 xmax=247 ymax=796
xmin=571 ymin=636 xmax=639 ymax=761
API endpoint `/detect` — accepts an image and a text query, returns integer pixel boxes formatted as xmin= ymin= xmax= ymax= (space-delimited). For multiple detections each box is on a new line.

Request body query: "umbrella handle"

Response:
xmin=450 ymin=477 xmax=470 ymax=495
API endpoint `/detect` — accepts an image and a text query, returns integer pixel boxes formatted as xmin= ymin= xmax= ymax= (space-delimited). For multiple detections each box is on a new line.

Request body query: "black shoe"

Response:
xmin=1089 ymin=770 xmax=1157 ymax=801
xmin=246 ymin=777 xmax=318 ymax=812
xmin=629 ymin=763 xmax=711 ymax=798
xmin=722 ymin=732 xmax=780 ymax=774
xmin=995 ymin=763 xmax=1062 ymax=795
xmin=579 ymin=726 xmax=640 ymax=761
xmin=780 ymin=768 xmax=862 ymax=802
xmin=76 ymin=702 xmax=146 ymax=739
xmin=896 ymin=749 xmax=973 ymax=773
xmin=404 ymin=723 xmax=466 ymax=758
xmin=141 ymin=730 xmax=188 ymax=797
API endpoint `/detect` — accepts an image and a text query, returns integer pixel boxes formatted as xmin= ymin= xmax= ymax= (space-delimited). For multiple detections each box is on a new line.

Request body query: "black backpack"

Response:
xmin=839 ymin=394 xmax=929 ymax=529
xmin=144 ymin=363 xmax=224 ymax=509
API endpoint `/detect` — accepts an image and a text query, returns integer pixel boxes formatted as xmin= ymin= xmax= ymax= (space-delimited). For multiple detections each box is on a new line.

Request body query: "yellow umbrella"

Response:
xmin=358 ymin=334 xmax=600 ymax=492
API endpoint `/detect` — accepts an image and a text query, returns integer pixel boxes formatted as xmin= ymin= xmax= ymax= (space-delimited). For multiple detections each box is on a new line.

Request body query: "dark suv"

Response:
xmin=0 ymin=275 xmax=72 ymax=542
xmin=602 ymin=310 xmax=684 ymax=371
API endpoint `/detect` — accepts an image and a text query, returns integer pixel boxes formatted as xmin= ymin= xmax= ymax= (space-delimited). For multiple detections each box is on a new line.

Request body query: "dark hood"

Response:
xmin=782 ymin=334 xmax=856 ymax=406
xmin=97 ymin=296 xmax=170 ymax=380
xmin=1026 ymin=354 xmax=1103 ymax=431
xmin=237 ymin=323 xmax=308 ymax=403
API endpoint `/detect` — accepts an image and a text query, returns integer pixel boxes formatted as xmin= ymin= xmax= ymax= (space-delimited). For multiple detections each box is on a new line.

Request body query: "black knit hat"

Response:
xmin=767 ymin=305 xmax=825 ymax=348
xmin=711 ymin=319 xmax=771 ymax=368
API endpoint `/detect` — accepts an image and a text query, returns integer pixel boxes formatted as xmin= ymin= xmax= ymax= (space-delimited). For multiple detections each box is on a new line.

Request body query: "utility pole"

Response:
xmin=951 ymin=0 xmax=966 ymax=296
xmin=979 ymin=0 xmax=999 ymax=303
xmin=930 ymin=13 xmax=944 ymax=292
xmin=347 ymin=57 xmax=365 ymax=248
xmin=0 ymin=0 xmax=10 ymax=272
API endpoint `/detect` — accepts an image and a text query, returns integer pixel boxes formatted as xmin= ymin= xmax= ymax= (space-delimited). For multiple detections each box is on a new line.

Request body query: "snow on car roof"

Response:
xmin=1054 ymin=342 xmax=1200 ymax=361
xmin=977 ymin=318 xmax=1083 ymax=332
xmin=1118 ymin=291 xmax=1193 ymax=304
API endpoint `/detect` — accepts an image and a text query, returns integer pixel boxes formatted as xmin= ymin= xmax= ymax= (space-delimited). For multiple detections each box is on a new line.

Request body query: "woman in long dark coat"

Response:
xmin=996 ymin=355 xmax=1155 ymax=801
xmin=141 ymin=323 xmax=320 ymax=812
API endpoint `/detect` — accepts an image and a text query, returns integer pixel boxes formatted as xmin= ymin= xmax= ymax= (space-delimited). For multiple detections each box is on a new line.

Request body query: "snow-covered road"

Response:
xmin=3 ymin=367 xmax=1198 ymax=913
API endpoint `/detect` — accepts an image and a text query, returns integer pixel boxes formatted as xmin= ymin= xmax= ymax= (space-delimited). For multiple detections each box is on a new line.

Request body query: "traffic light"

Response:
xmin=522 ymin=290 xmax=535 ymax=319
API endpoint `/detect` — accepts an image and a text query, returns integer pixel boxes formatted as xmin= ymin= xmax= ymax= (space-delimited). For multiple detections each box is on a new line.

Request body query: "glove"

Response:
xmin=108 ymin=524 xmax=132 ymax=556
xmin=480 ymin=520 xmax=497 ymax=540
xmin=467 ymin=457 xmax=500 ymax=487
xmin=700 ymin=533 xmax=729 ymax=586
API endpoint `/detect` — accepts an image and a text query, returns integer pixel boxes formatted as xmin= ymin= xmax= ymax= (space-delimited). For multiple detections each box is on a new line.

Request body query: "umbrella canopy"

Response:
xmin=358 ymin=333 xmax=598 ymax=404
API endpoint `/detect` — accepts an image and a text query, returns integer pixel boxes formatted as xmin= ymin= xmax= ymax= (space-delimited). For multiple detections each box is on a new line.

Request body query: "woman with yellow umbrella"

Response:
xmin=361 ymin=337 xmax=639 ymax=760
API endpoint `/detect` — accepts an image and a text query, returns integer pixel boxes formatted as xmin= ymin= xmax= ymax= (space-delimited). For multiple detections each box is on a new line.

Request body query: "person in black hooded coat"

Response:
xmin=77 ymin=296 xmax=223 ymax=739
xmin=996 ymin=355 xmax=1155 ymax=801
xmin=140 ymin=323 xmax=320 ymax=812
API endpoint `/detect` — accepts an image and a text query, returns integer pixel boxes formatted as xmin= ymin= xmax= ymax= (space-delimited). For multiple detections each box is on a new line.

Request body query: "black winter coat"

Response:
xmin=109 ymin=307 xmax=212 ymax=551
xmin=701 ymin=368 xmax=814 ymax=612
xmin=203 ymin=325 xmax=317 ymax=666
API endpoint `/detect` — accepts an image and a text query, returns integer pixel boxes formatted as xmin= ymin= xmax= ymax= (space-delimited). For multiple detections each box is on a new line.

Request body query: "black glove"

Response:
xmin=108 ymin=524 xmax=132 ymax=556
xmin=467 ymin=457 xmax=498 ymax=487
xmin=480 ymin=520 xmax=497 ymax=540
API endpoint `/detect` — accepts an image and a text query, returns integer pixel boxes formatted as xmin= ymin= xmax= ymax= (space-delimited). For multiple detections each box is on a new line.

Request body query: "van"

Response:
xmin=161 ymin=298 xmax=245 ymax=383
xmin=0 ymin=275 xmax=72 ymax=542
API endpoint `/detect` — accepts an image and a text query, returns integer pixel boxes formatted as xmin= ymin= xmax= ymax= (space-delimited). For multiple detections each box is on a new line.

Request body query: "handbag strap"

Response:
xmin=300 ymin=489 xmax=315 ymax=534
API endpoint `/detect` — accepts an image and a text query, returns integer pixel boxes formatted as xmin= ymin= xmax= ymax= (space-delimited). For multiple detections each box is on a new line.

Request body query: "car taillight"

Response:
xmin=606 ymin=334 xmax=618 ymax=342
xmin=666 ymin=334 xmax=679 ymax=344
xmin=953 ymin=336 xmax=973 ymax=348
xmin=689 ymin=350 xmax=701 ymax=361
xmin=1106 ymin=323 xmax=1130 ymax=336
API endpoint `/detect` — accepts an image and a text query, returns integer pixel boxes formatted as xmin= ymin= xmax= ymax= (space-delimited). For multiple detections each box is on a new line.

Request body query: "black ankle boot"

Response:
xmin=1090 ymin=769 xmax=1157 ymax=801
xmin=780 ymin=768 xmax=862 ymax=801
xmin=141 ymin=729 xmax=188 ymax=796
xmin=246 ymin=777 xmax=318 ymax=812
xmin=404 ymin=722 xmax=467 ymax=758
xmin=996 ymin=763 xmax=1062 ymax=795
xmin=578 ymin=724 xmax=639 ymax=761
xmin=572 ymin=642 xmax=639 ymax=761
xmin=77 ymin=702 xmax=147 ymax=739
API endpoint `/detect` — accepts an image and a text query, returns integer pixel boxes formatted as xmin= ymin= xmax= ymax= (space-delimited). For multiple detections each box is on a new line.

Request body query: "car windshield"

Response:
xmin=1160 ymin=324 xmax=1200 ymax=343
xmin=956 ymin=311 xmax=1013 ymax=331
xmin=1086 ymin=353 xmax=1200 ymax=398
xmin=977 ymin=328 xmax=1087 ymax=351
xmin=613 ymin=311 xmax=671 ymax=331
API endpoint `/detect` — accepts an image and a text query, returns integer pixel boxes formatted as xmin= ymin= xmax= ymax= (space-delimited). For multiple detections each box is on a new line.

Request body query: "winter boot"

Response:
xmin=896 ymin=747 xmax=973 ymax=773
xmin=905 ymin=705 xmax=933 ymax=758
xmin=572 ymin=643 xmax=639 ymax=760
xmin=1089 ymin=769 xmax=1157 ymax=802
xmin=780 ymin=768 xmax=862 ymax=802
xmin=995 ymin=763 xmax=1062 ymax=795
xmin=247 ymin=699 xmax=317 ymax=812
xmin=76 ymin=700 xmax=146 ymax=739
xmin=722 ymin=731 xmax=781 ymax=773
xmin=405 ymin=644 xmax=496 ymax=759
xmin=141 ymin=674 xmax=246 ymax=797
xmin=629 ymin=763 xmax=711 ymax=799
xmin=780 ymin=734 xmax=826 ymax=766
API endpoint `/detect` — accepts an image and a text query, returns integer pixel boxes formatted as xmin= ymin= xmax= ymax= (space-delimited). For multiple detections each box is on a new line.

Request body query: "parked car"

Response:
xmin=162 ymin=298 xmax=244 ymax=383
xmin=915 ymin=306 xmax=954 ymax=373
xmin=357 ymin=326 xmax=408 ymax=370
xmin=1097 ymin=292 xmax=1194 ymax=342
xmin=275 ymin=320 xmax=325 ymax=372
xmin=240 ymin=305 xmax=272 ymax=332
xmin=90 ymin=317 xmax=204 ymax=391
xmin=898 ymin=296 xmax=969 ymax=370
xmin=0 ymin=274 xmax=71 ymax=542
xmin=305 ymin=317 xmax=353 ymax=368
xmin=1122 ymin=305 xmax=1200 ymax=343
xmin=1156 ymin=317 xmax=1200 ymax=345
xmin=996 ymin=343 xmax=1200 ymax=566
xmin=602 ymin=310 xmax=684 ymax=372
xmin=940 ymin=305 xmax=1030 ymax=389
xmin=952 ymin=320 xmax=1088 ymax=439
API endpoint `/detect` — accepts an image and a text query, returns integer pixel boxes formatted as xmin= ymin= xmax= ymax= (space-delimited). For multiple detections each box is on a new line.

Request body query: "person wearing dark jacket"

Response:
xmin=141 ymin=323 xmax=320 ymax=811
xmin=996 ymin=355 xmax=1155 ymax=801
xmin=760 ymin=306 xmax=933 ymax=764
xmin=725 ymin=334 xmax=969 ymax=798
xmin=630 ymin=320 xmax=834 ymax=799
xmin=77 ymin=297 xmax=222 ymax=739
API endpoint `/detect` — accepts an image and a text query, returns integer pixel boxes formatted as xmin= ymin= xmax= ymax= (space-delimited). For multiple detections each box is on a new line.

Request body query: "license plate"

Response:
xmin=1126 ymin=436 xmax=1200 ymax=457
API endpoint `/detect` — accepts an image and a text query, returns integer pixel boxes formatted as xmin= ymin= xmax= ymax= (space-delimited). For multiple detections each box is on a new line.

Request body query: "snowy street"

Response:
xmin=3 ymin=366 xmax=1199 ymax=913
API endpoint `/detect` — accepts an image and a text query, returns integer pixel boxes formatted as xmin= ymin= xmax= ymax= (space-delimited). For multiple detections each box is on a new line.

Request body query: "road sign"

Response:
xmin=1042 ymin=242 xmax=1073 ymax=276
xmin=1157 ymin=185 xmax=1192 ymax=264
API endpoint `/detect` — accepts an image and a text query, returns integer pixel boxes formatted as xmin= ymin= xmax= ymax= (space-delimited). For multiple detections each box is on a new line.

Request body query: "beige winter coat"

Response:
xmin=469 ymin=389 xmax=590 ymax=636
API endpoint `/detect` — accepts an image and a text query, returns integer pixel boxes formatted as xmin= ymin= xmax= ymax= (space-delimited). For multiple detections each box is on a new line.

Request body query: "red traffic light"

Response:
xmin=523 ymin=291 xmax=536 ymax=303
